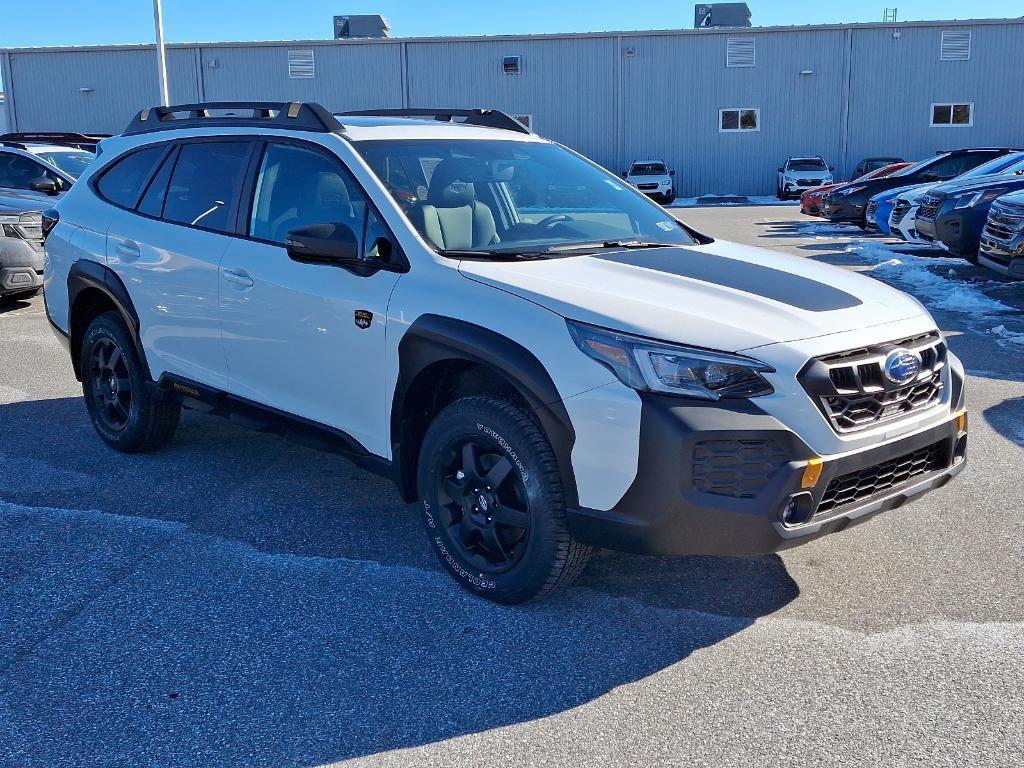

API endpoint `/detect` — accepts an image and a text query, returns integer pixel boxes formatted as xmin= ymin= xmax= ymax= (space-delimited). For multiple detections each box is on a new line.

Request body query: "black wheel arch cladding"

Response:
xmin=393 ymin=314 xmax=579 ymax=507
xmin=67 ymin=260 xmax=150 ymax=381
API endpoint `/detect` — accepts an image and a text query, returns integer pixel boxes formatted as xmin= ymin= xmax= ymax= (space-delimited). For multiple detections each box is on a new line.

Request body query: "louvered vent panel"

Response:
xmin=288 ymin=49 xmax=315 ymax=78
xmin=940 ymin=31 xmax=971 ymax=61
xmin=726 ymin=36 xmax=755 ymax=67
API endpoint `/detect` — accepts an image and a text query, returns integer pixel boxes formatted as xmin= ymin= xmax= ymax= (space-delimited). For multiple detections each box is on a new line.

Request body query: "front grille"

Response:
xmin=800 ymin=332 xmax=947 ymax=434
xmin=891 ymin=199 xmax=913 ymax=226
xmin=917 ymin=194 xmax=943 ymax=221
xmin=692 ymin=439 xmax=787 ymax=498
xmin=982 ymin=201 xmax=1024 ymax=243
xmin=814 ymin=440 xmax=948 ymax=517
xmin=865 ymin=200 xmax=879 ymax=229
xmin=637 ymin=183 xmax=658 ymax=191
xmin=797 ymin=178 xmax=822 ymax=187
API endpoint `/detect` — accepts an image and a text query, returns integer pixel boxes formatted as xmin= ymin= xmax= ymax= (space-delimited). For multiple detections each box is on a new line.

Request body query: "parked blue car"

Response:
xmin=864 ymin=152 xmax=1024 ymax=235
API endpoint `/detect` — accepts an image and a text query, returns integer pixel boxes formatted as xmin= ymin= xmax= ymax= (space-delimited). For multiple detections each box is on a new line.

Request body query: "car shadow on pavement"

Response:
xmin=982 ymin=396 xmax=1024 ymax=448
xmin=0 ymin=296 xmax=35 ymax=315
xmin=0 ymin=396 xmax=799 ymax=766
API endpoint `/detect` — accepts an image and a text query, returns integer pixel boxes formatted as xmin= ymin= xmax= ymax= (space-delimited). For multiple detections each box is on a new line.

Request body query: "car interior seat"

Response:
xmin=411 ymin=159 xmax=498 ymax=250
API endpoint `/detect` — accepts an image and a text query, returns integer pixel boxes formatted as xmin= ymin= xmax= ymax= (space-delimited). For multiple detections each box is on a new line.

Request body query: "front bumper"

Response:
xmin=916 ymin=206 xmax=985 ymax=256
xmin=978 ymin=235 xmax=1024 ymax=277
xmin=567 ymin=394 xmax=967 ymax=556
xmin=0 ymin=237 xmax=44 ymax=295
xmin=822 ymin=196 xmax=867 ymax=223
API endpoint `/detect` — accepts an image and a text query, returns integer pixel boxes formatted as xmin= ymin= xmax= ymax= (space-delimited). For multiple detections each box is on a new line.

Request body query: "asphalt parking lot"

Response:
xmin=1 ymin=204 xmax=1022 ymax=767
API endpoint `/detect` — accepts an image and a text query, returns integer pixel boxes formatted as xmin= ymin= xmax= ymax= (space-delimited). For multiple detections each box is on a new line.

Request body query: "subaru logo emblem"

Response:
xmin=883 ymin=348 xmax=921 ymax=386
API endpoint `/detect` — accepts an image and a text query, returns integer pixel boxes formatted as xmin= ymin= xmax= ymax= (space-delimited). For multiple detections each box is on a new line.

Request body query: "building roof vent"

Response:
xmin=502 ymin=55 xmax=522 ymax=74
xmin=940 ymin=30 xmax=971 ymax=61
xmin=334 ymin=14 xmax=390 ymax=39
xmin=287 ymin=49 xmax=315 ymax=79
xmin=726 ymin=35 xmax=756 ymax=67
xmin=695 ymin=3 xmax=752 ymax=29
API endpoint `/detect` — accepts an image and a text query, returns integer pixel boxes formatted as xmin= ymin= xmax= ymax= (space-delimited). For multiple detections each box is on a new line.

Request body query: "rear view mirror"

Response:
xmin=286 ymin=222 xmax=358 ymax=265
xmin=30 ymin=178 xmax=59 ymax=195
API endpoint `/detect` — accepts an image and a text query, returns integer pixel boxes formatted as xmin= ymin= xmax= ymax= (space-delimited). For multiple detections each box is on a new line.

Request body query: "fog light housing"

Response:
xmin=779 ymin=492 xmax=814 ymax=528
xmin=953 ymin=434 xmax=968 ymax=464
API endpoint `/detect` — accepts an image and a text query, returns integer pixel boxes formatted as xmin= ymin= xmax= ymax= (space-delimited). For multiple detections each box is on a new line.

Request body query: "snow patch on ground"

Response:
xmin=846 ymin=242 xmax=1014 ymax=315
xmin=990 ymin=324 xmax=1024 ymax=346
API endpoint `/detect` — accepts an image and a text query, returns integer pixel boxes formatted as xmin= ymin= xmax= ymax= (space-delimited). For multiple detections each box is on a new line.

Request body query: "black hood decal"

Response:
xmin=593 ymin=249 xmax=863 ymax=312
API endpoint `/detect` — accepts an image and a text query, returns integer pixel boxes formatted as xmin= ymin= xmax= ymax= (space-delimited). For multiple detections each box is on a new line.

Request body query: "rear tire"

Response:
xmin=417 ymin=395 xmax=591 ymax=604
xmin=80 ymin=311 xmax=180 ymax=453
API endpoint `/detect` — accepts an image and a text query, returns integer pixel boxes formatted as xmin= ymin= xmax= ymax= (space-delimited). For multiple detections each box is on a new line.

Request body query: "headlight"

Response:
xmin=836 ymin=186 xmax=865 ymax=197
xmin=953 ymin=190 xmax=1004 ymax=209
xmin=0 ymin=212 xmax=42 ymax=241
xmin=566 ymin=320 xmax=775 ymax=400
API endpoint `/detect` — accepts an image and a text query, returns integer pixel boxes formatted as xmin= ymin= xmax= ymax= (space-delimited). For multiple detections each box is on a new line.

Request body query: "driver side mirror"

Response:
xmin=777 ymin=167 xmax=784 ymax=172
xmin=286 ymin=222 xmax=359 ymax=266
xmin=669 ymin=170 xmax=676 ymax=176
xmin=621 ymin=171 xmax=628 ymax=178
xmin=30 ymin=178 xmax=59 ymax=196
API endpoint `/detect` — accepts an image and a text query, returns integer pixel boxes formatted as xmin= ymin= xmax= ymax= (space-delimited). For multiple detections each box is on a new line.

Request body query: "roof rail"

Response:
xmin=122 ymin=102 xmax=344 ymax=136
xmin=338 ymin=108 xmax=533 ymax=135
xmin=0 ymin=132 xmax=108 ymax=152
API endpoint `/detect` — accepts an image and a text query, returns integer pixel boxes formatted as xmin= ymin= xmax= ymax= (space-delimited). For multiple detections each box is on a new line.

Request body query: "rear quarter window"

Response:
xmin=95 ymin=146 xmax=165 ymax=208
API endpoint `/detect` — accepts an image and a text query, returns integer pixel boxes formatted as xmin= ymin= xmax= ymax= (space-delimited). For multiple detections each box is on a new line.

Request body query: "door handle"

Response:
xmin=222 ymin=267 xmax=255 ymax=288
xmin=114 ymin=240 xmax=141 ymax=259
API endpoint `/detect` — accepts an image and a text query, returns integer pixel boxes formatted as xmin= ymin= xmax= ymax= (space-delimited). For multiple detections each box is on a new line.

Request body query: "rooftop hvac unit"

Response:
xmin=334 ymin=14 xmax=390 ymax=39
xmin=694 ymin=3 xmax=752 ymax=29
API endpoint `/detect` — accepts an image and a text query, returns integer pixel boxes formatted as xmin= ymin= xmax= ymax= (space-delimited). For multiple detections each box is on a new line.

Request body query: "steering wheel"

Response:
xmin=536 ymin=214 xmax=573 ymax=229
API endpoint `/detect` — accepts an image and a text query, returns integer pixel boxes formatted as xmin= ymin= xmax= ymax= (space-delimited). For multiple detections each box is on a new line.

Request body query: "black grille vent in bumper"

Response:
xmin=692 ymin=439 xmax=787 ymax=498
xmin=917 ymin=195 xmax=942 ymax=221
xmin=800 ymin=332 xmax=947 ymax=434
xmin=814 ymin=440 xmax=948 ymax=517
xmin=891 ymin=200 xmax=912 ymax=225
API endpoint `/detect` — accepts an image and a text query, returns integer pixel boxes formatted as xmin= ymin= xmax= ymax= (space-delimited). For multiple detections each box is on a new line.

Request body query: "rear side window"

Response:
xmin=162 ymin=142 xmax=252 ymax=233
xmin=137 ymin=146 xmax=179 ymax=218
xmin=96 ymin=147 xmax=164 ymax=208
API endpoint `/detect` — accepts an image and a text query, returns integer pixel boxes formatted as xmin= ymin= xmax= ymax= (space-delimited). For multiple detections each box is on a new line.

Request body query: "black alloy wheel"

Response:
xmin=435 ymin=436 xmax=531 ymax=573
xmin=87 ymin=337 xmax=133 ymax=432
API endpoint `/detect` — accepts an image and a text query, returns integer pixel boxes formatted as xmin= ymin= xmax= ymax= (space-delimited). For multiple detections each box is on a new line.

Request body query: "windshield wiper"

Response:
xmin=438 ymin=248 xmax=549 ymax=260
xmin=544 ymin=240 xmax=676 ymax=252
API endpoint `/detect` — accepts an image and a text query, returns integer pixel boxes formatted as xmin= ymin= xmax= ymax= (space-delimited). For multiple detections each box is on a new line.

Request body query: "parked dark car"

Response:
xmin=822 ymin=148 xmax=1020 ymax=226
xmin=978 ymin=190 xmax=1024 ymax=278
xmin=914 ymin=156 xmax=1024 ymax=259
xmin=852 ymin=156 xmax=904 ymax=178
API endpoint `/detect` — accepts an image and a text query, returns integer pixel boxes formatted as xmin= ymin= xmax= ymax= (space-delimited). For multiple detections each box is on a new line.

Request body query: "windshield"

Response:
xmin=892 ymin=157 xmax=935 ymax=177
xmin=353 ymin=139 xmax=695 ymax=256
xmin=959 ymin=152 xmax=1024 ymax=179
xmin=629 ymin=162 xmax=667 ymax=176
xmin=35 ymin=150 xmax=93 ymax=179
xmin=787 ymin=159 xmax=827 ymax=171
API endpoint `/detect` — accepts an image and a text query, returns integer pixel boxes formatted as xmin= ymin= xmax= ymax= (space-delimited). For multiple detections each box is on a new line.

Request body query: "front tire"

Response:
xmin=80 ymin=311 xmax=181 ymax=453
xmin=417 ymin=395 xmax=591 ymax=604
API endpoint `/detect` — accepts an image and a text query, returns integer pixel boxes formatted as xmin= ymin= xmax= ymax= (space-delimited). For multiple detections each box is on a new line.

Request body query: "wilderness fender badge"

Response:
xmin=354 ymin=310 xmax=373 ymax=330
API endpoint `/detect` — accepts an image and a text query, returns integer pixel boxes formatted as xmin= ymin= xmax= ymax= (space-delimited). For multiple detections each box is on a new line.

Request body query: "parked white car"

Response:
xmin=889 ymin=185 xmax=935 ymax=244
xmin=622 ymin=160 xmax=675 ymax=203
xmin=43 ymin=102 xmax=967 ymax=604
xmin=777 ymin=156 xmax=833 ymax=200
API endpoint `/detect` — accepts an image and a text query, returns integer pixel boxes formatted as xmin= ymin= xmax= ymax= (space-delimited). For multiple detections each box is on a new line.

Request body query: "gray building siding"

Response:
xmin=3 ymin=19 xmax=1022 ymax=195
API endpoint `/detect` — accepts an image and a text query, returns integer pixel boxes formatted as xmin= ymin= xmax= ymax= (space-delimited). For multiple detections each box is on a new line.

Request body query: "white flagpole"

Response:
xmin=153 ymin=0 xmax=170 ymax=106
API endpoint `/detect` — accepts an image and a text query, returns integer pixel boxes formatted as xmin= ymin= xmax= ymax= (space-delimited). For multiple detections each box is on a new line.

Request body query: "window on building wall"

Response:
xmin=720 ymin=108 xmax=759 ymax=132
xmin=931 ymin=102 xmax=973 ymax=127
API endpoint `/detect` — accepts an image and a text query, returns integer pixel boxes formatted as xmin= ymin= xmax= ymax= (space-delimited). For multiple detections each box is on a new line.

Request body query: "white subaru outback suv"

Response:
xmin=42 ymin=102 xmax=967 ymax=604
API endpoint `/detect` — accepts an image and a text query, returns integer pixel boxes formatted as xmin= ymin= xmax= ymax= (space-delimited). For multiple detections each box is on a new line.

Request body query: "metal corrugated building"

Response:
xmin=3 ymin=18 xmax=1023 ymax=195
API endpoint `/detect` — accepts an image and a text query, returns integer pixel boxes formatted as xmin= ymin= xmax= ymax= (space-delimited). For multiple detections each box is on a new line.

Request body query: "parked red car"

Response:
xmin=801 ymin=162 xmax=912 ymax=216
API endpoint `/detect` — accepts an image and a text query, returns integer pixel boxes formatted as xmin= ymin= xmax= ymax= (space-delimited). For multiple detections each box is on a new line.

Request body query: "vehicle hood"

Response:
xmin=889 ymin=183 xmax=936 ymax=203
xmin=805 ymin=183 xmax=840 ymax=196
xmin=0 ymin=190 xmax=55 ymax=214
xmin=994 ymin=189 xmax=1024 ymax=206
xmin=930 ymin=173 xmax=1024 ymax=197
xmin=784 ymin=169 xmax=830 ymax=179
xmin=872 ymin=182 xmax=932 ymax=204
xmin=458 ymin=241 xmax=927 ymax=353
xmin=626 ymin=174 xmax=671 ymax=183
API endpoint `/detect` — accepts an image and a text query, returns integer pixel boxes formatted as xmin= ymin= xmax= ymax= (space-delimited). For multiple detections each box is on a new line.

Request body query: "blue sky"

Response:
xmin=0 ymin=0 xmax=1021 ymax=49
